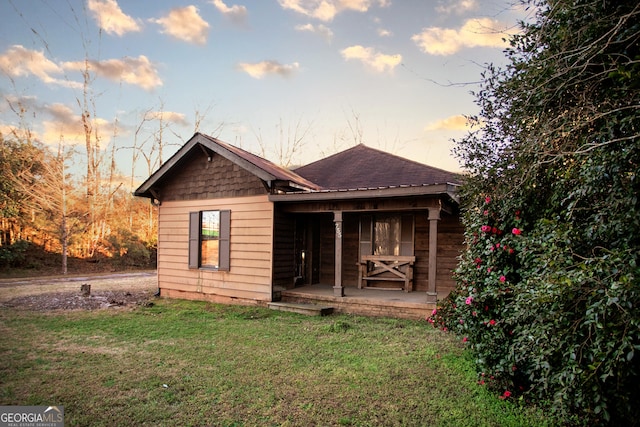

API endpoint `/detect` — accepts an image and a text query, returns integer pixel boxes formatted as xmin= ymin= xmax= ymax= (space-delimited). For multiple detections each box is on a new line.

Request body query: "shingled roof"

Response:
xmin=293 ymin=144 xmax=460 ymax=191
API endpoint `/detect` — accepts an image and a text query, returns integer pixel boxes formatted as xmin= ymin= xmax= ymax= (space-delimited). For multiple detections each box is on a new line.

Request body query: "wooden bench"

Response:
xmin=358 ymin=255 xmax=416 ymax=292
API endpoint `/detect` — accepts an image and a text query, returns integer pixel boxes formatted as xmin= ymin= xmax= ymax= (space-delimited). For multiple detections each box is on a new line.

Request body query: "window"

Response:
xmin=189 ymin=210 xmax=230 ymax=270
xmin=360 ymin=214 xmax=414 ymax=257
xmin=374 ymin=214 xmax=401 ymax=256
xmin=201 ymin=211 xmax=220 ymax=268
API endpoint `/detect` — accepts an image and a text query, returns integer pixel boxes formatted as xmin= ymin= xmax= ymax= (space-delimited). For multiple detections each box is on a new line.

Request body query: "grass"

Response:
xmin=0 ymin=299 xmax=555 ymax=426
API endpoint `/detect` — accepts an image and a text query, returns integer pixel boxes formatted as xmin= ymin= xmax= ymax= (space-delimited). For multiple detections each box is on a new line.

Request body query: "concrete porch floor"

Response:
xmin=278 ymin=284 xmax=436 ymax=320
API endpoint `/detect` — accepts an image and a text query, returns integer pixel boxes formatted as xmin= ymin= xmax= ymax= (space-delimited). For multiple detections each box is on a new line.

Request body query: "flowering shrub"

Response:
xmin=429 ymin=196 xmax=527 ymax=397
xmin=429 ymin=196 xmax=640 ymax=425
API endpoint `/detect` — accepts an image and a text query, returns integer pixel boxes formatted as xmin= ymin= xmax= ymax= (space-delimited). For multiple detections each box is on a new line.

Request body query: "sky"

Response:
xmin=0 ymin=0 xmax=529 ymax=186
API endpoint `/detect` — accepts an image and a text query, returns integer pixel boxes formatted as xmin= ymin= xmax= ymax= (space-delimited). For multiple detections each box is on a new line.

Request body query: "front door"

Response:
xmin=294 ymin=216 xmax=320 ymax=285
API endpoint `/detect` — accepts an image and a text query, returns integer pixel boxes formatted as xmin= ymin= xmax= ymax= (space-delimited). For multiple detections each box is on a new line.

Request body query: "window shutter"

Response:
xmin=218 ymin=210 xmax=231 ymax=271
xmin=188 ymin=211 xmax=200 ymax=269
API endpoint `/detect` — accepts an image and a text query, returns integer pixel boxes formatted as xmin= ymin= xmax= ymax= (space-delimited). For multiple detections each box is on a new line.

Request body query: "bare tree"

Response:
xmin=10 ymin=138 xmax=77 ymax=273
xmin=254 ymin=116 xmax=314 ymax=167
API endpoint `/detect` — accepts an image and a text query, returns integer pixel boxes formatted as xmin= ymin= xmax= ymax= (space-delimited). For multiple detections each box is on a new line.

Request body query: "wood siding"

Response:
xmin=342 ymin=214 xmax=360 ymax=286
xmin=414 ymin=211 xmax=464 ymax=296
xmin=272 ymin=210 xmax=295 ymax=288
xmin=435 ymin=213 xmax=465 ymax=297
xmin=317 ymin=213 xmax=360 ymax=286
xmin=157 ymin=195 xmax=274 ymax=302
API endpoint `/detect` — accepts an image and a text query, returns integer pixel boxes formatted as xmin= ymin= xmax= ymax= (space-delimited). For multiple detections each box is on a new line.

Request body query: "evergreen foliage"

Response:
xmin=431 ymin=0 xmax=640 ymax=424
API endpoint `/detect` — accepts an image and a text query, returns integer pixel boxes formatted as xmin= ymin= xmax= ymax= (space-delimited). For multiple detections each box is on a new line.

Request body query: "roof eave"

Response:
xmin=269 ymin=183 xmax=460 ymax=203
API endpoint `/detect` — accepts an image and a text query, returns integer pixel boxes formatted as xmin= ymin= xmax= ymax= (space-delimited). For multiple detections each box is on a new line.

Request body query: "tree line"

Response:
xmin=0 ymin=127 xmax=158 ymax=273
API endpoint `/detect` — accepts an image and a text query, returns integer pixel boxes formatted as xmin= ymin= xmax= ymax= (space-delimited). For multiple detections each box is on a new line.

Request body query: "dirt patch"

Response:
xmin=0 ymin=271 xmax=158 ymax=311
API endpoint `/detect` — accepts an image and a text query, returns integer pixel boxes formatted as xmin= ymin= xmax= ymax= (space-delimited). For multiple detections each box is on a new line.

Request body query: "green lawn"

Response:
xmin=0 ymin=299 xmax=554 ymax=426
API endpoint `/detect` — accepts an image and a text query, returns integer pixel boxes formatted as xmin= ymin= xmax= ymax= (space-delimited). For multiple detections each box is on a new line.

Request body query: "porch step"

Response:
xmin=268 ymin=302 xmax=334 ymax=316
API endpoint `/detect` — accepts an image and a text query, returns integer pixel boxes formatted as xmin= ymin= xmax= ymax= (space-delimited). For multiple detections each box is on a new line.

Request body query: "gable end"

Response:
xmin=159 ymin=149 xmax=268 ymax=201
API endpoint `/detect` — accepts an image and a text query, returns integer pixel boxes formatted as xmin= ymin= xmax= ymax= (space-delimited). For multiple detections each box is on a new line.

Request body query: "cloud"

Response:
xmin=295 ymin=23 xmax=334 ymax=41
xmin=237 ymin=60 xmax=300 ymax=79
xmin=0 ymin=45 xmax=80 ymax=88
xmin=62 ymin=55 xmax=162 ymax=90
xmin=278 ymin=0 xmax=383 ymax=22
xmin=44 ymin=103 xmax=76 ymax=123
xmin=0 ymin=97 xmax=117 ymax=147
xmin=435 ymin=0 xmax=478 ymax=15
xmin=340 ymin=45 xmax=401 ymax=73
xmin=87 ymin=0 xmax=141 ymax=36
xmin=211 ymin=0 xmax=248 ymax=24
xmin=0 ymin=124 xmax=38 ymax=142
xmin=377 ymin=28 xmax=392 ymax=37
xmin=148 ymin=110 xmax=189 ymax=127
xmin=425 ymin=115 xmax=469 ymax=131
xmin=412 ymin=17 xmax=510 ymax=55
xmin=2 ymin=94 xmax=40 ymax=115
xmin=40 ymin=103 xmax=111 ymax=147
xmin=151 ymin=6 xmax=209 ymax=45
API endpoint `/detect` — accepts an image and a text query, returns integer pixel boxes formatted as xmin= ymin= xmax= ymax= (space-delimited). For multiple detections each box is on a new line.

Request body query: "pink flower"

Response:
xmin=481 ymin=225 xmax=491 ymax=233
xmin=465 ymin=296 xmax=473 ymax=305
xmin=492 ymin=227 xmax=498 ymax=234
xmin=472 ymin=311 xmax=477 ymax=317
xmin=499 ymin=390 xmax=512 ymax=400
xmin=485 ymin=196 xmax=491 ymax=204
xmin=462 ymin=337 xmax=468 ymax=343
xmin=459 ymin=319 xmax=464 ymax=324
xmin=489 ymin=319 xmax=496 ymax=326
xmin=512 ymin=227 xmax=522 ymax=235
xmin=432 ymin=308 xmax=437 ymax=316
xmin=483 ymin=210 xmax=489 ymax=216
xmin=499 ymin=275 xmax=506 ymax=283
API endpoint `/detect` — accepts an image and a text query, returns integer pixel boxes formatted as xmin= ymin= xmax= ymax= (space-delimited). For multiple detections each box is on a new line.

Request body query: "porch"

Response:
xmin=276 ymin=284 xmax=436 ymax=320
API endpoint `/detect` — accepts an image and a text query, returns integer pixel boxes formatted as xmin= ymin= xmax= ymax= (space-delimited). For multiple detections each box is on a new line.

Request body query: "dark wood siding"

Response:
xmin=272 ymin=210 xmax=295 ymax=288
xmin=342 ymin=213 xmax=359 ymax=286
xmin=414 ymin=213 xmax=429 ymax=292
xmin=160 ymin=149 xmax=267 ymax=201
xmin=436 ymin=212 xmax=465 ymax=297
xmin=319 ymin=215 xmax=335 ymax=285
xmin=414 ymin=211 xmax=464 ymax=294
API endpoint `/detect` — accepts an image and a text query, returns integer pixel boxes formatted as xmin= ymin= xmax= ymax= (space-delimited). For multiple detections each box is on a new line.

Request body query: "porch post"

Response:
xmin=426 ymin=207 xmax=441 ymax=303
xmin=333 ymin=211 xmax=344 ymax=297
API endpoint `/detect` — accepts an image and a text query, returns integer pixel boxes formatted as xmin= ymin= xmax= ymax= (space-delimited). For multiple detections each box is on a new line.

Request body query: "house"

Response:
xmin=134 ymin=132 xmax=464 ymax=319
